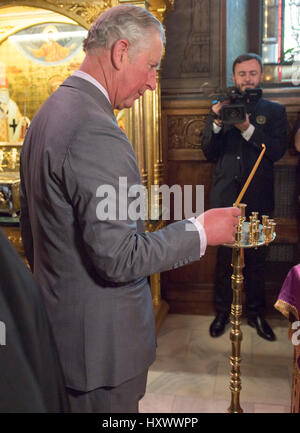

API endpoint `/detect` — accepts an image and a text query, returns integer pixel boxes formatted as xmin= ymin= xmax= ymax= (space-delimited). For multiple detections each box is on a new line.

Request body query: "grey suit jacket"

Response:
xmin=20 ymin=76 xmax=201 ymax=391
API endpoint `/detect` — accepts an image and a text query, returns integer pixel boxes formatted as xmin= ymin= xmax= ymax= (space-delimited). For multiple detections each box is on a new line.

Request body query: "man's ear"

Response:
xmin=111 ymin=39 xmax=129 ymax=70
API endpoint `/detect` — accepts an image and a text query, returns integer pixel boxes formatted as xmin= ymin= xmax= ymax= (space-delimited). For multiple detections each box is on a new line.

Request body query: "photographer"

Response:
xmin=202 ymin=53 xmax=287 ymax=341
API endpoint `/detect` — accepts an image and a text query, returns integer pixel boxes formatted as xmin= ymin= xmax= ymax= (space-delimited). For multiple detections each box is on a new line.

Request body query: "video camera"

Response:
xmin=214 ymin=87 xmax=262 ymax=124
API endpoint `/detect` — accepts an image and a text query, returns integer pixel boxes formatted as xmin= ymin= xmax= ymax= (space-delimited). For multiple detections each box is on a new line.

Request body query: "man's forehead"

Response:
xmin=235 ymin=59 xmax=262 ymax=73
xmin=148 ymin=33 xmax=163 ymax=59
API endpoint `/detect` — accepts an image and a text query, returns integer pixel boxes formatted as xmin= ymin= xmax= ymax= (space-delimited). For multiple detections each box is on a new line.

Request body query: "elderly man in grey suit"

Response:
xmin=20 ymin=5 xmax=240 ymax=413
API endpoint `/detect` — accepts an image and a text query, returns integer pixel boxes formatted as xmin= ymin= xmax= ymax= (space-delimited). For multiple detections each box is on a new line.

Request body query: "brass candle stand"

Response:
xmin=224 ymin=203 xmax=276 ymax=413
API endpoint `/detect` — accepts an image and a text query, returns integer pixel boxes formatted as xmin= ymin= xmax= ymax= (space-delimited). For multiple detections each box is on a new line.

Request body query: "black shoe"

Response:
xmin=247 ymin=314 xmax=276 ymax=341
xmin=209 ymin=312 xmax=230 ymax=338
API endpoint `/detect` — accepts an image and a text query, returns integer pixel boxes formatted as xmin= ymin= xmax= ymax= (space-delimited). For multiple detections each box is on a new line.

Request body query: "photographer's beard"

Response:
xmin=234 ymin=81 xmax=261 ymax=93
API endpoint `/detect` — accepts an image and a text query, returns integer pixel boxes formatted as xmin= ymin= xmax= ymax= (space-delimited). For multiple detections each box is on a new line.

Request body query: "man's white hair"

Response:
xmin=83 ymin=4 xmax=165 ymax=55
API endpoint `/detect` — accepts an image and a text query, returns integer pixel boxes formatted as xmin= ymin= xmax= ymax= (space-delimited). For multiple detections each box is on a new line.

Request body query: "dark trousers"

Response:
xmin=66 ymin=370 xmax=148 ymax=413
xmin=214 ymin=245 xmax=268 ymax=317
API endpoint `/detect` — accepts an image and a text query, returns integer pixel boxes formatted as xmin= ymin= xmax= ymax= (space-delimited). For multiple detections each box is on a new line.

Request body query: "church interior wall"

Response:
xmin=160 ymin=0 xmax=300 ymax=316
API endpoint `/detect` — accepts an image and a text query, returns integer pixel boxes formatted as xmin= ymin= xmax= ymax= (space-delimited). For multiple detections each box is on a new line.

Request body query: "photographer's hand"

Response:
xmin=234 ymin=113 xmax=250 ymax=132
xmin=211 ymin=101 xmax=230 ymax=127
xmin=211 ymin=101 xmax=222 ymax=116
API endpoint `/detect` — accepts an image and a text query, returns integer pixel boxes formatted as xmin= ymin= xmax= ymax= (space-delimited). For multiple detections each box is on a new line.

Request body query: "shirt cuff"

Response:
xmin=188 ymin=217 xmax=207 ymax=258
xmin=241 ymin=124 xmax=255 ymax=141
xmin=212 ymin=122 xmax=222 ymax=134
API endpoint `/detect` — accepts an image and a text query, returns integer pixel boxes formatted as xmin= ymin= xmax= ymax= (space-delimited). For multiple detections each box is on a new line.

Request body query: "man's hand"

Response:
xmin=234 ymin=113 xmax=250 ymax=132
xmin=212 ymin=100 xmax=230 ymax=116
xmin=197 ymin=207 xmax=241 ymax=245
xmin=211 ymin=101 xmax=230 ymax=127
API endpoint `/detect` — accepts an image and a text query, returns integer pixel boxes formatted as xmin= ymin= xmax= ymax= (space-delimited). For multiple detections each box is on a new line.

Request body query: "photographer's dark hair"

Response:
xmin=232 ymin=53 xmax=263 ymax=73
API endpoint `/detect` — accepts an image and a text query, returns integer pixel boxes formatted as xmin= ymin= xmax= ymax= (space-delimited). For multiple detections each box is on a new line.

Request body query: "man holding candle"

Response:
xmin=20 ymin=5 xmax=241 ymax=413
xmin=202 ymin=53 xmax=287 ymax=341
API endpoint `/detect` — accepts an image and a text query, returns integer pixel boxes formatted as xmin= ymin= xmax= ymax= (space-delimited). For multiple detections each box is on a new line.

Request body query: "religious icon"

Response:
xmin=9 ymin=22 xmax=87 ymax=67
xmin=0 ymin=78 xmax=22 ymax=142
xmin=0 ymin=76 xmax=30 ymax=143
xmin=28 ymin=25 xmax=76 ymax=63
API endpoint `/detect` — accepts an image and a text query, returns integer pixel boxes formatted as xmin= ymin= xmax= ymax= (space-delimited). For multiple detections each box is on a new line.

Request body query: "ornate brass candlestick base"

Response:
xmin=224 ymin=203 xmax=276 ymax=413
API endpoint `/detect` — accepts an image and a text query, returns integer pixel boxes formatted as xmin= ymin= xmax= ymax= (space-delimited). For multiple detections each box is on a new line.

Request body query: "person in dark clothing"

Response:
xmin=202 ymin=53 xmax=287 ymax=341
xmin=0 ymin=228 xmax=69 ymax=413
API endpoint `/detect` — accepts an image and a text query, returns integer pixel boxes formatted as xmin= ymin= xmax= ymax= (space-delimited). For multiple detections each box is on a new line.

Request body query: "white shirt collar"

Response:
xmin=72 ymin=70 xmax=111 ymax=104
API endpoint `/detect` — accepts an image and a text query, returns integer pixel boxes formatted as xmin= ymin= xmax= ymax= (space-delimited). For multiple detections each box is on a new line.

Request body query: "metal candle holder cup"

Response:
xmin=224 ymin=203 xmax=276 ymax=413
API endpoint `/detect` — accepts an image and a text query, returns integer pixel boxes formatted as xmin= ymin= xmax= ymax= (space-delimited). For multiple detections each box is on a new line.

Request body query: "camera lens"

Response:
xmin=229 ymin=110 xmax=239 ymax=119
xmin=220 ymin=104 xmax=246 ymax=124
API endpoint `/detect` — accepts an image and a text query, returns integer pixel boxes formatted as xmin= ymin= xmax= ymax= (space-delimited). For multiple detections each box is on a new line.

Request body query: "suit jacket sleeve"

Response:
xmin=62 ymin=119 xmax=201 ymax=284
xmin=19 ymin=175 xmax=34 ymax=271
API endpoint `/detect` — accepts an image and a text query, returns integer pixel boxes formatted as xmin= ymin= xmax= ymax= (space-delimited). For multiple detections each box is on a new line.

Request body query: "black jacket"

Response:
xmin=201 ymin=97 xmax=287 ymax=213
xmin=0 ymin=228 xmax=69 ymax=413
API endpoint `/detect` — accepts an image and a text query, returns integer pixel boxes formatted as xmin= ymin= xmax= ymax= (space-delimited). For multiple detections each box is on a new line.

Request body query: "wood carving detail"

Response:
xmin=44 ymin=0 xmax=117 ymax=25
xmin=287 ymin=113 xmax=300 ymax=145
xmin=167 ymin=114 xmax=207 ymax=149
xmin=181 ymin=0 xmax=210 ymax=74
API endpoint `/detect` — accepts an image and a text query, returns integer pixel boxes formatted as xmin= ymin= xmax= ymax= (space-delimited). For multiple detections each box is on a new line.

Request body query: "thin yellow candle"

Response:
xmin=234 ymin=143 xmax=266 ymax=207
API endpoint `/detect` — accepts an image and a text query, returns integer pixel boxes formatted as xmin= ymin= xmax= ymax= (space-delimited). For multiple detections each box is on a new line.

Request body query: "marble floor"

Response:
xmin=139 ymin=313 xmax=294 ymax=413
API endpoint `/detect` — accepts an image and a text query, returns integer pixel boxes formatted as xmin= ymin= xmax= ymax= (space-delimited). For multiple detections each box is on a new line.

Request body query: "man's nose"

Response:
xmin=147 ymin=69 xmax=157 ymax=91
